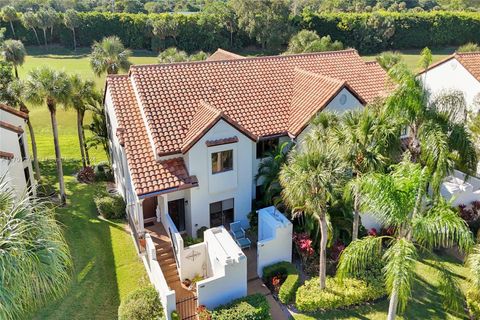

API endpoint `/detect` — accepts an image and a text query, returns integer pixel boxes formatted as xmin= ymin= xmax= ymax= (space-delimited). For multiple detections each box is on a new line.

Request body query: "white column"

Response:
xmin=137 ymin=199 xmax=144 ymax=234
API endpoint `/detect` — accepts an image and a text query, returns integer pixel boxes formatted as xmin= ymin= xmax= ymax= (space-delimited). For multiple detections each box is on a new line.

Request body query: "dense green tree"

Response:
xmin=0 ymin=39 xmax=26 ymax=78
xmin=90 ymin=36 xmax=131 ymax=75
xmin=1 ymin=6 xmax=18 ymax=38
xmin=35 ymin=9 xmax=52 ymax=47
xmin=280 ymin=121 xmax=348 ymax=289
xmin=149 ymin=14 xmax=179 ymax=50
xmin=338 ymin=160 xmax=473 ymax=320
xmin=24 ymin=67 xmax=72 ymax=205
xmin=203 ymin=1 xmax=237 ymax=47
xmin=231 ymin=0 xmax=291 ymax=49
xmin=286 ymin=30 xmax=343 ymax=54
xmin=0 ymin=175 xmax=72 ymax=320
xmin=21 ymin=11 xmax=41 ymax=46
xmin=458 ymin=42 xmax=480 ymax=52
xmin=64 ymin=9 xmax=81 ymax=51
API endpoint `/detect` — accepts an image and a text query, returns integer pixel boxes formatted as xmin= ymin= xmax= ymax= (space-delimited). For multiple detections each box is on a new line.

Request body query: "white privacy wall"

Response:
xmin=421 ymin=58 xmax=480 ymax=113
xmin=185 ymin=120 xmax=254 ymax=235
xmin=257 ymin=206 xmax=293 ymax=277
xmin=196 ymin=227 xmax=247 ymax=309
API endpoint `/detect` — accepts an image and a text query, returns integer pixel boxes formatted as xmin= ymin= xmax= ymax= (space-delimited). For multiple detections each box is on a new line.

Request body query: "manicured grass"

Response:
xmin=292 ymin=253 xmax=469 ymax=320
xmin=19 ymin=46 xmax=158 ymax=162
xmin=34 ymin=160 xmax=148 ymax=320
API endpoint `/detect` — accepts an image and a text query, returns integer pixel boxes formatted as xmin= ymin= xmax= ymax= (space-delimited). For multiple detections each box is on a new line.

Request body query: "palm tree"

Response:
xmin=7 ymin=79 xmax=41 ymax=180
xmin=334 ymin=108 xmax=400 ymax=240
xmin=24 ymin=67 xmax=71 ymax=205
xmin=255 ymin=141 xmax=293 ymax=206
xmin=386 ymin=64 xmax=477 ymax=192
xmin=0 ymin=175 xmax=72 ymax=320
xmin=21 ymin=11 xmax=41 ymax=46
xmin=64 ymin=9 xmax=80 ymax=51
xmin=280 ymin=125 xmax=347 ymax=289
xmin=90 ymin=36 xmax=131 ymax=76
xmin=1 ymin=39 xmax=26 ymax=78
xmin=375 ymin=51 xmax=403 ymax=71
xmin=86 ymin=102 xmax=110 ymax=163
xmin=69 ymin=74 xmax=100 ymax=168
xmin=158 ymin=47 xmax=189 ymax=63
xmin=286 ymin=29 xmax=343 ymax=54
xmin=337 ymin=160 xmax=473 ymax=320
xmin=35 ymin=9 xmax=51 ymax=48
xmin=1 ymin=6 xmax=18 ymax=39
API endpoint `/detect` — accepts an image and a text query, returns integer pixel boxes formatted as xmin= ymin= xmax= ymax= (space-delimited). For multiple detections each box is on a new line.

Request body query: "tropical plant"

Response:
xmin=418 ymin=47 xmax=432 ymax=70
xmin=386 ymin=63 xmax=477 ymax=192
xmin=202 ymin=1 xmax=237 ymax=47
xmin=6 ymin=79 xmax=41 ymax=180
xmin=86 ymin=102 xmax=110 ymax=162
xmin=458 ymin=42 xmax=480 ymax=53
xmin=36 ymin=9 xmax=52 ymax=47
xmin=280 ymin=124 xmax=347 ymax=289
xmin=375 ymin=51 xmax=403 ymax=71
xmin=21 ymin=11 xmax=41 ymax=46
xmin=189 ymin=51 xmax=209 ymax=61
xmin=158 ymin=47 xmax=189 ymax=63
xmin=90 ymin=36 xmax=132 ymax=76
xmin=0 ymin=175 xmax=72 ymax=320
xmin=24 ymin=67 xmax=72 ymax=205
xmin=286 ymin=30 xmax=343 ymax=54
xmin=255 ymin=141 xmax=293 ymax=206
xmin=1 ymin=39 xmax=26 ymax=78
xmin=118 ymin=286 xmax=163 ymax=320
xmin=337 ymin=160 xmax=473 ymax=320
xmin=64 ymin=9 xmax=81 ymax=51
xmin=1 ymin=6 xmax=18 ymax=39
xmin=334 ymin=108 xmax=400 ymax=240
xmin=149 ymin=14 xmax=178 ymax=50
xmin=69 ymin=74 xmax=101 ymax=168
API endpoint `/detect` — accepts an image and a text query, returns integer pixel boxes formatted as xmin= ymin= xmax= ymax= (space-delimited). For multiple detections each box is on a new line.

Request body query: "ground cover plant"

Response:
xmin=263 ymin=261 xmax=300 ymax=304
xmin=211 ymin=293 xmax=271 ymax=320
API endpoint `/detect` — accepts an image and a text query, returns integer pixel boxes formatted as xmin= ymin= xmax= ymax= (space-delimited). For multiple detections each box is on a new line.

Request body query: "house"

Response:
xmin=103 ymin=48 xmax=389 ymax=239
xmin=0 ymin=103 xmax=35 ymax=198
xmin=419 ymin=52 xmax=480 ymax=114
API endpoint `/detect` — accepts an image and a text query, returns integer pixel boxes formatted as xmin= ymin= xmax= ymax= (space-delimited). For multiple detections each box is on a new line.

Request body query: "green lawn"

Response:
xmin=34 ymin=160 xmax=148 ymax=320
xmin=292 ymin=253 xmax=470 ymax=320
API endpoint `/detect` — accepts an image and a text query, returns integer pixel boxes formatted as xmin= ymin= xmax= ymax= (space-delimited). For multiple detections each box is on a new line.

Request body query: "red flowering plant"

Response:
xmin=368 ymin=228 xmax=378 ymax=236
xmin=328 ymin=240 xmax=345 ymax=262
xmin=293 ymin=232 xmax=315 ymax=267
xmin=271 ymin=275 xmax=283 ymax=292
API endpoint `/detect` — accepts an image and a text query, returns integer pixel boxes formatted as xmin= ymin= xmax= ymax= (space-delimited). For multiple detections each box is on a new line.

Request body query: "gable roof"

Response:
xmin=125 ymin=49 xmax=389 ymax=157
xmin=419 ymin=52 xmax=480 ymax=82
xmin=207 ymin=49 xmax=245 ymax=61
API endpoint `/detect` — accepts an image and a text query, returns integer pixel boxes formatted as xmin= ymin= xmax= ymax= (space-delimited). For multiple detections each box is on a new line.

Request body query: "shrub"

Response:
xmin=118 ymin=286 xmax=164 ymax=320
xmin=263 ymin=261 xmax=300 ymax=304
xmin=36 ymin=180 xmax=56 ymax=197
xmin=94 ymin=194 xmax=126 ymax=219
xmin=295 ymin=276 xmax=385 ymax=312
xmin=94 ymin=161 xmax=114 ymax=181
xmin=170 ymin=311 xmax=180 ymax=320
xmin=196 ymin=226 xmax=208 ymax=240
xmin=77 ymin=166 xmax=95 ymax=183
xmin=467 ymin=288 xmax=480 ymax=319
xmin=211 ymin=294 xmax=271 ymax=320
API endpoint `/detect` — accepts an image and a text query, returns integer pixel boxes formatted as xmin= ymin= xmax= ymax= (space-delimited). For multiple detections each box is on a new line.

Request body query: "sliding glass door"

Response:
xmin=209 ymin=198 xmax=234 ymax=229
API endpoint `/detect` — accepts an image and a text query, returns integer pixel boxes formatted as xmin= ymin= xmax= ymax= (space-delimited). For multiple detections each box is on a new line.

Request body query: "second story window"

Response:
xmin=256 ymin=137 xmax=279 ymax=159
xmin=18 ymin=134 xmax=26 ymax=161
xmin=211 ymin=150 xmax=233 ymax=174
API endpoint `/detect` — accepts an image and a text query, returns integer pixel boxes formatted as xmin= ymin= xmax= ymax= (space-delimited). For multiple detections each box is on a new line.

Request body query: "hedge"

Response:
xmin=94 ymin=194 xmax=126 ymax=219
xmin=263 ymin=261 xmax=300 ymax=304
xmin=1 ymin=11 xmax=479 ymax=54
xmin=211 ymin=293 xmax=271 ymax=320
xmin=295 ymin=276 xmax=385 ymax=312
xmin=118 ymin=285 xmax=164 ymax=320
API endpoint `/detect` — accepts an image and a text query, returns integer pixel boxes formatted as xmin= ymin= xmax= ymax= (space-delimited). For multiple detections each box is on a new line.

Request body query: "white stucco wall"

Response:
xmin=421 ymin=58 xmax=480 ymax=113
xmin=185 ymin=119 xmax=254 ymax=236
xmin=0 ymin=110 xmax=34 ymax=199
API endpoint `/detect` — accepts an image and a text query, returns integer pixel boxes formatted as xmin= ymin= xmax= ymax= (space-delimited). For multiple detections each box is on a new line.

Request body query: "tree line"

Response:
xmin=1 ymin=3 xmax=480 ymax=53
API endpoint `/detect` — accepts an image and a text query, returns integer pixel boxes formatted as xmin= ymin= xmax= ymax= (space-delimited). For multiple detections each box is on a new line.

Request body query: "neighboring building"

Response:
xmin=104 ymin=49 xmax=389 ymax=238
xmin=419 ymin=52 xmax=480 ymax=114
xmin=0 ymin=104 xmax=35 ymax=198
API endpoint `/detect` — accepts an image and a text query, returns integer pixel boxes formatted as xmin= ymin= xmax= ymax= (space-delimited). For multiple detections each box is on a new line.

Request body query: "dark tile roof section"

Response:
xmin=205 ymin=136 xmax=239 ymax=147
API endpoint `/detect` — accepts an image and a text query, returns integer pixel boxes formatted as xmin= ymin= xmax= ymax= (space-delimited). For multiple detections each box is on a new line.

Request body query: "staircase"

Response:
xmin=155 ymin=240 xmax=181 ymax=287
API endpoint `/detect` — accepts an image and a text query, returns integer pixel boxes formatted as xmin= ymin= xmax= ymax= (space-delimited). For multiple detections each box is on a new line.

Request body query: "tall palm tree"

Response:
xmin=86 ymin=101 xmax=110 ymax=163
xmin=35 ymin=9 xmax=51 ymax=48
xmin=255 ymin=141 xmax=293 ymax=206
xmin=90 ymin=36 xmax=131 ymax=76
xmin=63 ymin=9 xmax=80 ymax=51
xmin=337 ymin=160 xmax=473 ymax=320
xmin=69 ymin=74 xmax=100 ymax=168
xmin=334 ymin=108 xmax=399 ymax=240
xmin=280 ymin=126 xmax=347 ymax=289
xmin=7 ymin=79 xmax=41 ymax=180
xmin=0 ymin=175 xmax=72 ymax=320
xmin=386 ymin=64 xmax=477 ymax=193
xmin=24 ymin=67 xmax=71 ymax=205
xmin=1 ymin=39 xmax=26 ymax=79
xmin=21 ymin=11 xmax=41 ymax=46
xmin=1 ymin=6 xmax=18 ymax=39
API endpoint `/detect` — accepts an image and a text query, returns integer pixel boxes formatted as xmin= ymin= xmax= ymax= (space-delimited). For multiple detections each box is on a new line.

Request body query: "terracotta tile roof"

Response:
xmin=128 ymin=49 xmax=389 ymax=156
xmin=0 ymin=103 xmax=28 ymax=119
xmin=419 ymin=52 xmax=480 ymax=82
xmin=0 ymin=151 xmax=14 ymax=160
xmin=0 ymin=120 xmax=23 ymax=134
xmin=107 ymin=75 xmax=197 ymax=197
xmin=206 ymin=136 xmax=239 ymax=147
xmin=207 ymin=49 xmax=245 ymax=61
